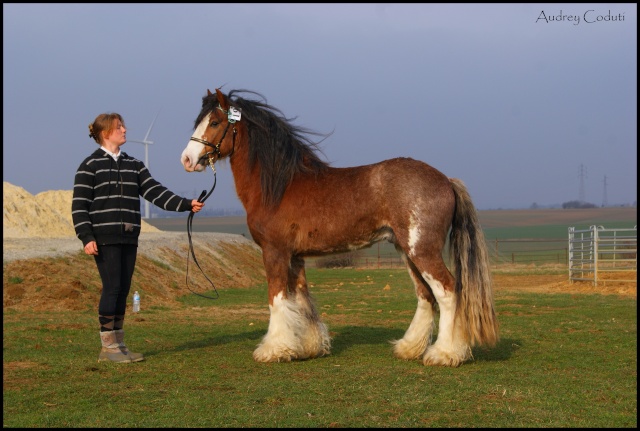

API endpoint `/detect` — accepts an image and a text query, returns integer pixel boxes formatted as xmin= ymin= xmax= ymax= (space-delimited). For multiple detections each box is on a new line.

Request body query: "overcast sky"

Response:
xmin=3 ymin=3 xmax=637 ymax=213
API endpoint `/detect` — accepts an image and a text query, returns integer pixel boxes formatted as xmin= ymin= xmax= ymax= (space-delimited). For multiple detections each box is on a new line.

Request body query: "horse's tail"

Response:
xmin=449 ymin=178 xmax=499 ymax=347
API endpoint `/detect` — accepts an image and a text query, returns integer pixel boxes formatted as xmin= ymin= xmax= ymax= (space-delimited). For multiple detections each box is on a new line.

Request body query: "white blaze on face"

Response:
xmin=180 ymin=114 xmax=210 ymax=172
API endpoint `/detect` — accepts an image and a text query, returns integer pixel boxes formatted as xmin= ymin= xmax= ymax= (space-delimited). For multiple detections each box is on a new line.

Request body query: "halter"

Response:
xmin=189 ymin=106 xmax=239 ymax=167
xmin=185 ymin=105 xmax=240 ymax=300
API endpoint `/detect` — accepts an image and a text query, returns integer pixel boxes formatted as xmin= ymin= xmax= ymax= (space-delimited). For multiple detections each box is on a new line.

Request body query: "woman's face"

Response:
xmin=105 ymin=120 xmax=127 ymax=146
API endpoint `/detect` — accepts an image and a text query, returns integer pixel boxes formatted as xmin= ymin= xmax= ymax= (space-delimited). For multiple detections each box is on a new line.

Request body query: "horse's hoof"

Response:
xmin=253 ymin=346 xmax=297 ymax=363
xmin=422 ymin=345 xmax=470 ymax=367
xmin=391 ymin=338 xmax=428 ymax=360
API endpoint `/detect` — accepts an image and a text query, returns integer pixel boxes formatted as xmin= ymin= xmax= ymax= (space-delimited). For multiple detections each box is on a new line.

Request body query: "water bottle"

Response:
xmin=133 ymin=291 xmax=140 ymax=313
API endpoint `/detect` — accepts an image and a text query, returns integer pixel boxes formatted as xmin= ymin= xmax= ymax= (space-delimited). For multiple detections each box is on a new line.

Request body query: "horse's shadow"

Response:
xmin=144 ymin=330 xmax=265 ymax=357
xmin=151 ymin=325 xmax=519 ymax=363
xmin=328 ymin=326 xmax=519 ymax=363
xmin=329 ymin=325 xmax=405 ymax=356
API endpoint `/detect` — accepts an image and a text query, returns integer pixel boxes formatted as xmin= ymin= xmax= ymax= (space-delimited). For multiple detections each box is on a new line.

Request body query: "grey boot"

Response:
xmin=114 ymin=329 xmax=145 ymax=362
xmin=98 ymin=331 xmax=132 ymax=363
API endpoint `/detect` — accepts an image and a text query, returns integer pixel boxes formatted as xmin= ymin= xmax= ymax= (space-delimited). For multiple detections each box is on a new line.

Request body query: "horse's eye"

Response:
xmin=210 ymin=121 xmax=219 ymax=127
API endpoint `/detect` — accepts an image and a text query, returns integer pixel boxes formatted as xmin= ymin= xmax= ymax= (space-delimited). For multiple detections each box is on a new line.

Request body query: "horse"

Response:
xmin=180 ymin=88 xmax=498 ymax=367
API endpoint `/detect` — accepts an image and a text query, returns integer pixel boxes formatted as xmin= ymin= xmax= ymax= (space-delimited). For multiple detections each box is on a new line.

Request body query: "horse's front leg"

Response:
xmin=253 ymin=249 xmax=329 ymax=362
xmin=288 ymin=255 xmax=331 ymax=359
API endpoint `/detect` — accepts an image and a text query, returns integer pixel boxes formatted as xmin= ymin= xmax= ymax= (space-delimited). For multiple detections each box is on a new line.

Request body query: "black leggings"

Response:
xmin=94 ymin=244 xmax=138 ymax=316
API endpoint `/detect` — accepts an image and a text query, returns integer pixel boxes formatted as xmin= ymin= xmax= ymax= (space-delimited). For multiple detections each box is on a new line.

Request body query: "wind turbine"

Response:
xmin=129 ymin=109 xmax=161 ymax=219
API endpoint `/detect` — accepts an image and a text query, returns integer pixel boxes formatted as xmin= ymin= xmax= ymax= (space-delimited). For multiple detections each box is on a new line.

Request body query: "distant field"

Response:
xmin=147 ymin=207 xmax=637 ymax=240
xmin=482 ymin=207 xmax=637 ymax=241
xmin=147 ymin=215 xmax=253 ymax=237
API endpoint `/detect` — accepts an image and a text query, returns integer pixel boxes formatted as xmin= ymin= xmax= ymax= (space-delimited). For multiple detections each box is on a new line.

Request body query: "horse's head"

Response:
xmin=181 ymin=88 xmax=240 ymax=172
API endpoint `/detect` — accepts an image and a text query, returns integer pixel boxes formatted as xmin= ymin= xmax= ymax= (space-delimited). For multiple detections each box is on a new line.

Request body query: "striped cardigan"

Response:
xmin=72 ymin=148 xmax=192 ymax=246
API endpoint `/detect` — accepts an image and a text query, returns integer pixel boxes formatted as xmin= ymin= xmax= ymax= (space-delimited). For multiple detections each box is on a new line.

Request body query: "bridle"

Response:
xmin=185 ymin=105 xmax=240 ymax=299
xmin=189 ymin=106 xmax=238 ymax=167
xmin=188 ymin=105 xmax=240 ymax=204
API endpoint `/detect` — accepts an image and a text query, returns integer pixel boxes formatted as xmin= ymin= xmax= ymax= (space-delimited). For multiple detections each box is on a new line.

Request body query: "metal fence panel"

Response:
xmin=569 ymin=225 xmax=637 ymax=285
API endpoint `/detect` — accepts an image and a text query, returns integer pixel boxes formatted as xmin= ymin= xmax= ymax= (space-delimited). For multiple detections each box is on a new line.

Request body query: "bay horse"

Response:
xmin=180 ymin=88 xmax=498 ymax=367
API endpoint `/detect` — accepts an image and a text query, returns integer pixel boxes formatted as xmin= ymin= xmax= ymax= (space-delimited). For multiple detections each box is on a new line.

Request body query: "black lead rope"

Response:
xmin=186 ymin=163 xmax=219 ymax=299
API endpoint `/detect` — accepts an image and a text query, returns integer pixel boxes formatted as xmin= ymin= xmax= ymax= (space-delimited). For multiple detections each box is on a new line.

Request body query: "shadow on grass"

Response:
xmin=330 ymin=326 xmax=520 ymax=363
xmin=329 ymin=325 xmax=404 ymax=356
xmin=152 ymin=325 xmax=520 ymax=365
xmin=146 ymin=330 xmax=265 ymax=356
xmin=472 ymin=337 xmax=521 ymax=363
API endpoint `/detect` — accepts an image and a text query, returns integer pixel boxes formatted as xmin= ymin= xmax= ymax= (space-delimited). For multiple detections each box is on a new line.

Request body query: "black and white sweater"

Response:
xmin=72 ymin=148 xmax=192 ymax=246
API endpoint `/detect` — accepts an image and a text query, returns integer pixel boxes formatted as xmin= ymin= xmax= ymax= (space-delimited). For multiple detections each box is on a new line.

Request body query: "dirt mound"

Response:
xmin=3 ymin=181 xmax=159 ymax=239
xmin=3 ymin=181 xmax=266 ymax=312
xmin=3 ymin=232 xmax=266 ymax=312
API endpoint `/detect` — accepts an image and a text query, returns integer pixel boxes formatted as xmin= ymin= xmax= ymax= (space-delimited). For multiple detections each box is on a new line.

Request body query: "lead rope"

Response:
xmin=186 ymin=156 xmax=219 ymax=299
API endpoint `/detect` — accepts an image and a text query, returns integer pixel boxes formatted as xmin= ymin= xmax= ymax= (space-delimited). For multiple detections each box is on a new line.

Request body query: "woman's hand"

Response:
xmin=84 ymin=241 xmax=99 ymax=255
xmin=191 ymin=200 xmax=204 ymax=213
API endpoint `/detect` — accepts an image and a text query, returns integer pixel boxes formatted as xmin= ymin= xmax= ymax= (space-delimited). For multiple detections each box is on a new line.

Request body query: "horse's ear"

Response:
xmin=215 ymin=88 xmax=229 ymax=111
xmin=207 ymin=89 xmax=213 ymax=96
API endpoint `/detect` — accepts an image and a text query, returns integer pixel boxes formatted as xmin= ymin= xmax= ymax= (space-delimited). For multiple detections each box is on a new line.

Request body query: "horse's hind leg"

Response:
xmin=392 ymin=251 xmax=436 ymax=360
xmin=253 ymin=250 xmax=330 ymax=362
xmin=412 ymin=254 xmax=471 ymax=367
xmin=394 ymin=235 xmax=471 ymax=366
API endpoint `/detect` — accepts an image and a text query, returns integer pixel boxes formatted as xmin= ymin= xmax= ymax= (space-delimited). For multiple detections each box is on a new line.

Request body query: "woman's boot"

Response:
xmin=114 ymin=329 xmax=145 ymax=362
xmin=98 ymin=331 xmax=132 ymax=363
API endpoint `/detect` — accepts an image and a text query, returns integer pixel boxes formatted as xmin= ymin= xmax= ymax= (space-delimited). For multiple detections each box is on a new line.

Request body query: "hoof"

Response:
xmin=391 ymin=338 xmax=428 ymax=360
xmin=422 ymin=345 xmax=472 ymax=367
xmin=253 ymin=344 xmax=298 ymax=363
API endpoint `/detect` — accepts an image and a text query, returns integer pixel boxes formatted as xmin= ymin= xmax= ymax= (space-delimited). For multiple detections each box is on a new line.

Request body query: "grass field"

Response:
xmin=2 ymin=268 xmax=636 ymax=427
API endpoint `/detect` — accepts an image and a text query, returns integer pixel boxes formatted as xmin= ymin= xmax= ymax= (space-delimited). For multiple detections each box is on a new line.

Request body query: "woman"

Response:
xmin=72 ymin=113 xmax=204 ymax=363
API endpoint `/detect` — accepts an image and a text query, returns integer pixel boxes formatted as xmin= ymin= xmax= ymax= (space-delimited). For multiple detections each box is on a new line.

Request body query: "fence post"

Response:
xmin=568 ymin=227 xmax=574 ymax=282
xmin=592 ymin=225 xmax=599 ymax=286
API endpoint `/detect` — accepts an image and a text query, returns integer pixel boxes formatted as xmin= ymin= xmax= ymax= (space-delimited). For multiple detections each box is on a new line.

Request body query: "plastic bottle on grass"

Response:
xmin=133 ymin=291 xmax=140 ymax=313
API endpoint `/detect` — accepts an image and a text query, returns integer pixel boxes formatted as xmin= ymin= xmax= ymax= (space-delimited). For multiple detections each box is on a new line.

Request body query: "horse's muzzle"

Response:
xmin=181 ymin=155 xmax=205 ymax=173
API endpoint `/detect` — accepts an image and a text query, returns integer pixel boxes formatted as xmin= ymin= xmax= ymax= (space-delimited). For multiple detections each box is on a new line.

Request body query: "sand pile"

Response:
xmin=3 ymin=181 xmax=160 ymax=239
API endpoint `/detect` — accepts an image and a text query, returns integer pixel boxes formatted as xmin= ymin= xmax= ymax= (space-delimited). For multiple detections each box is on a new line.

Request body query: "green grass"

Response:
xmin=3 ymin=268 xmax=637 ymax=427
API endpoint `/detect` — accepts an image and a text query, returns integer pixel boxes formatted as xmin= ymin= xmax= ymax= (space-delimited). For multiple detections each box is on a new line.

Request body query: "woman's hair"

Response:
xmin=88 ymin=113 xmax=125 ymax=144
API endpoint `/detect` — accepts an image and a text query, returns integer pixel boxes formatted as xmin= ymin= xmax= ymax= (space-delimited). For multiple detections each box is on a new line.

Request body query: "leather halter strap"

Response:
xmin=189 ymin=107 xmax=237 ymax=165
xmin=184 ymin=107 xmax=238 ymax=299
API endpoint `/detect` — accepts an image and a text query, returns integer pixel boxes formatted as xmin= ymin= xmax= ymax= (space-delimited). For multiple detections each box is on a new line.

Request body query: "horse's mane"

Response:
xmin=196 ymin=89 xmax=330 ymax=207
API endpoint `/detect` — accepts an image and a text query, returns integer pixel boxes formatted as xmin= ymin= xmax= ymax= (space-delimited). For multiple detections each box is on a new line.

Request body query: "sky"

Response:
xmin=3 ymin=3 xmax=637 ymax=215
